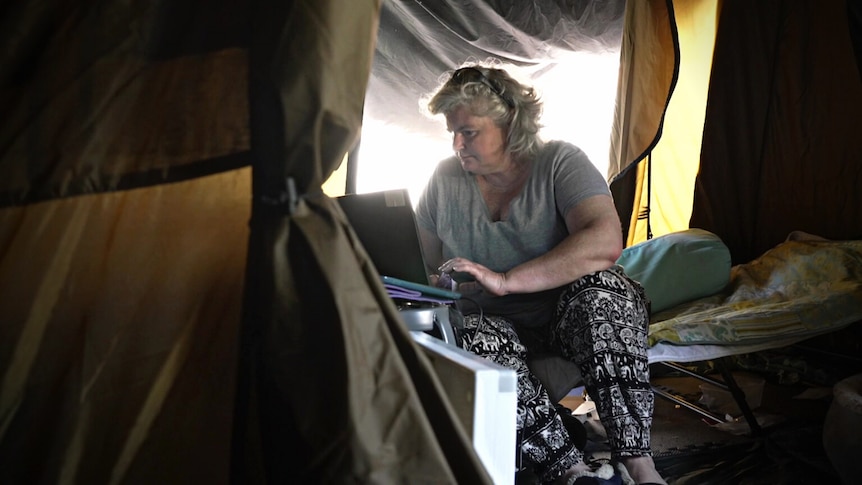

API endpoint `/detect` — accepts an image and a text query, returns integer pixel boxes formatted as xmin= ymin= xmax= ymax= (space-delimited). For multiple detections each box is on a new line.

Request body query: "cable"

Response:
xmin=455 ymin=295 xmax=485 ymax=353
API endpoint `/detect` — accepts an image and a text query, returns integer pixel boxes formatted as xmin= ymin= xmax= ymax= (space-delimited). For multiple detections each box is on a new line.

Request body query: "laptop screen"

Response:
xmin=336 ymin=189 xmax=431 ymax=286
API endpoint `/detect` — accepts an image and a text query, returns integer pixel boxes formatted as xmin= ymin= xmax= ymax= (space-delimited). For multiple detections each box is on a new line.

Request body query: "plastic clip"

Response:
xmin=257 ymin=177 xmax=300 ymax=215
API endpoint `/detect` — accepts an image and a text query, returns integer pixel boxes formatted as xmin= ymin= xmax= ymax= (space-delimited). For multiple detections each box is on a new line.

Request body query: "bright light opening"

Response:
xmin=353 ymin=51 xmax=620 ymax=205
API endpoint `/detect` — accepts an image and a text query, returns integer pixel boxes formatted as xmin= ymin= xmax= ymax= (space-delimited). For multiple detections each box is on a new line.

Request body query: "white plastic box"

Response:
xmin=412 ymin=331 xmax=517 ymax=485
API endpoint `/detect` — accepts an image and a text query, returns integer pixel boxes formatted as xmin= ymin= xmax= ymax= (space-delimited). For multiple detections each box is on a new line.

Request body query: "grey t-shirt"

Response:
xmin=415 ymin=140 xmax=611 ymax=330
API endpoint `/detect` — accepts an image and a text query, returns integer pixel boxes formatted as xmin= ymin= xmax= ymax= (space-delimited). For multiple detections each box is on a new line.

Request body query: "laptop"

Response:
xmin=336 ymin=188 xmax=460 ymax=300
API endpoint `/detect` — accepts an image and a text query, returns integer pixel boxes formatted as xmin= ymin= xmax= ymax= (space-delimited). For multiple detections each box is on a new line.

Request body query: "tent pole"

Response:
xmin=636 ymin=153 xmax=653 ymax=241
xmin=346 ymin=138 xmax=361 ymax=194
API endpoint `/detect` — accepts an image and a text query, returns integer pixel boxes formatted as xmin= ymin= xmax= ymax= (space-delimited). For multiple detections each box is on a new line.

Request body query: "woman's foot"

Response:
xmin=617 ymin=456 xmax=667 ymax=485
xmin=559 ymin=463 xmax=623 ymax=485
xmin=557 ymin=462 xmax=592 ymax=484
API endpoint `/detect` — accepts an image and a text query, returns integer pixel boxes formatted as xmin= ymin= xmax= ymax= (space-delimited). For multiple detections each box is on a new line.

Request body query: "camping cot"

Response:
xmin=529 ymin=230 xmax=862 ymax=434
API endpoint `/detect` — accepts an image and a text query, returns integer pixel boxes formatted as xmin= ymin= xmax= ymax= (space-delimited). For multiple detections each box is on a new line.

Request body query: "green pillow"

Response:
xmin=616 ymin=228 xmax=731 ymax=313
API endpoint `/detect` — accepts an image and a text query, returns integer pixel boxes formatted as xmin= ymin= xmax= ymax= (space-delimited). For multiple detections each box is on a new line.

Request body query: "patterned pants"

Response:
xmin=456 ymin=266 xmax=653 ymax=483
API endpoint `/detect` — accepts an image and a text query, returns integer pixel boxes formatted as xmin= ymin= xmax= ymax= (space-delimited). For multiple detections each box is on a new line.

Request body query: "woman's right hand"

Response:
xmin=438 ymin=257 xmax=508 ymax=296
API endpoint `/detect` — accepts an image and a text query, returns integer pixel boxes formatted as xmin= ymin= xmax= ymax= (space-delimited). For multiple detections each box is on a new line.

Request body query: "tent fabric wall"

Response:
xmin=0 ymin=170 xmax=251 ymax=483
xmin=0 ymin=3 xmax=251 ymax=206
xmin=234 ymin=0 xmax=490 ymax=482
xmin=691 ymin=0 xmax=862 ymax=264
xmin=1 ymin=1 xmax=253 ymax=482
xmin=607 ymin=0 xmax=679 ymax=246
xmin=1 ymin=0 xmax=490 ymax=483
xmin=611 ymin=0 xmax=862 ymax=262
xmin=617 ymin=0 xmax=720 ymax=244
xmin=640 ymin=0 xmax=719 ymax=240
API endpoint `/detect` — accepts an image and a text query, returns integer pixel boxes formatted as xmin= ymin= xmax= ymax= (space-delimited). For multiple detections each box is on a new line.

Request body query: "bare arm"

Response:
xmin=438 ymin=194 xmax=623 ymax=296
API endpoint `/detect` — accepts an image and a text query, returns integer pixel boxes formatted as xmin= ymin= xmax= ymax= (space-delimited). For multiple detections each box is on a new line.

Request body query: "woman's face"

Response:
xmin=445 ymin=105 xmax=510 ymax=175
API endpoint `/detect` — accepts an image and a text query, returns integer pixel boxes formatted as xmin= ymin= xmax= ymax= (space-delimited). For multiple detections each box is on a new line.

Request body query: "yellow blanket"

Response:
xmin=648 ymin=239 xmax=862 ymax=346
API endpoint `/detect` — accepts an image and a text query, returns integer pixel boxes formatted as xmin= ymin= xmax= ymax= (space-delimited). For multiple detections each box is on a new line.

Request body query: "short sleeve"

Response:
xmin=548 ymin=142 xmax=611 ymax=217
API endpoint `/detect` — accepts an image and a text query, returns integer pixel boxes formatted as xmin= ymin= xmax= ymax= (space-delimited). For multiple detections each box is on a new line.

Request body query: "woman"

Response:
xmin=415 ymin=63 xmax=667 ymax=485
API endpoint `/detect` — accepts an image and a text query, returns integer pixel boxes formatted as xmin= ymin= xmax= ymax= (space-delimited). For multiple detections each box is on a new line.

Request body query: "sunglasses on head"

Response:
xmin=450 ymin=67 xmax=514 ymax=108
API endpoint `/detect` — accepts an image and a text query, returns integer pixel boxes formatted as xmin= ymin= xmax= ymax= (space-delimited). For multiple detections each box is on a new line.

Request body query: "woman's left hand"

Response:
xmin=438 ymin=257 xmax=509 ymax=296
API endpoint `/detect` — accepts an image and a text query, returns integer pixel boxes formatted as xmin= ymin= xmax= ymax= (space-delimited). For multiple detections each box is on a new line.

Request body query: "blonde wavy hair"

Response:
xmin=425 ymin=62 xmax=544 ymax=161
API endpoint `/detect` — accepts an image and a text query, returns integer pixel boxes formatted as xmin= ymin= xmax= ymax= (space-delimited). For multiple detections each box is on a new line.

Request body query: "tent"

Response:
xmin=1 ymin=0 xmax=860 ymax=482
